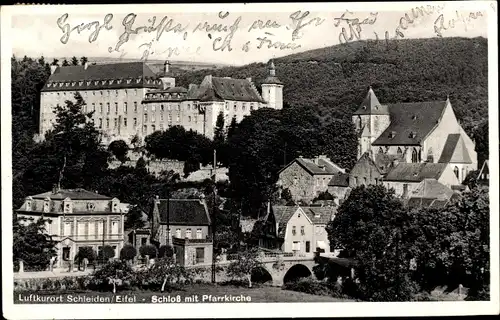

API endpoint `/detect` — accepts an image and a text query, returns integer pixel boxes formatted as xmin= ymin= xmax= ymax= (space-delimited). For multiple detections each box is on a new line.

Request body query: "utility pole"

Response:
xmin=102 ymin=219 xmax=106 ymax=264
xmin=167 ymin=189 xmax=171 ymax=246
xmin=211 ymin=149 xmax=217 ymax=283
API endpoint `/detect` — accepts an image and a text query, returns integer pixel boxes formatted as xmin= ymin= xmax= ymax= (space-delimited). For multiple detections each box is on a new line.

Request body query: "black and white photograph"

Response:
xmin=1 ymin=1 xmax=498 ymax=318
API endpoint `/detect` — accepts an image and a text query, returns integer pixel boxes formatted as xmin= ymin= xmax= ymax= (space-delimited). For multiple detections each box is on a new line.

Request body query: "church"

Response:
xmin=352 ymin=87 xmax=477 ymax=183
xmin=39 ymin=60 xmax=283 ymax=144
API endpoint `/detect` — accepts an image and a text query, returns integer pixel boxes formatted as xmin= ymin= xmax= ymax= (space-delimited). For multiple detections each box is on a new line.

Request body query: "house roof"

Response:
xmin=281 ymin=156 xmax=345 ymax=176
xmin=42 ymin=62 xmax=160 ymax=91
xmin=30 ymin=189 xmax=112 ymax=200
xmin=155 ymin=199 xmax=211 ymax=226
xmin=407 ymin=197 xmax=449 ymax=209
xmin=302 ymin=206 xmax=337 ymax=225
xmin=272 ymin=206 xmax=300 ymax=238
xmin=372 ymin=101 xmax=448 ymax=146
xmin=408 ymin=179 xmax=455 ymax=200
xmin=384 ymin=163 xmax=448 ymax=182
xmin=353 ymin=87 xmax=389 ymax=115
xmin=195 ymin=75 xmax=266 ymax=103
xmin=477 ymin=160 xmax=490 ymax=179
xmin=373 ymin=152 xmax=406 ymax=174
xmin=438 ymin=134 xmax=473 ymax=164
xmin=328 ymin=173 xmax=350 ymax=187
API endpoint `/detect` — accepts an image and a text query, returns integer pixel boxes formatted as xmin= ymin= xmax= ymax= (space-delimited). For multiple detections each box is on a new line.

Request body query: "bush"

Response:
xmin=283 ymin=278 xmax=335 ymax=296
xmin=98 ymin=245 xmax=115 ymax=262
xmin=134 ymin=257 xmax=192 ymax=291
xmin=89 ymin=260 xmax=135 ymax=292
xmin=75 ymin=247 xmax=96 ymax=264
xmin=139 ymin=244 xmax=158 ymax=259
xmin=120 ymin=244 xmax=137 ymax=261
xmin=158 ymin=245 xmax=174 ymax=258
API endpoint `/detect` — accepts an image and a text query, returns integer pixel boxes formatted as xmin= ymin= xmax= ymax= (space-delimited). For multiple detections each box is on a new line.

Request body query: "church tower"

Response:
xmin=352 ymin=87 xmax=391 ymax=158
xmin=262 ymin=60 xmax=284 ymax=109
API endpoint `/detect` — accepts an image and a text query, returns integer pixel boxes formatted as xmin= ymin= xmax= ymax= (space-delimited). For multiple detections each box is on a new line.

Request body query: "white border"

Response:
xmin=2 ymin=2 xmax=499 ymax=319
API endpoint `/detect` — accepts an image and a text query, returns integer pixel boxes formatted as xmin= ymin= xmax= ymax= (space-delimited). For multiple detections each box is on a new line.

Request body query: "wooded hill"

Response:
xmin=175 ymin=37 xmax=488 ymax=132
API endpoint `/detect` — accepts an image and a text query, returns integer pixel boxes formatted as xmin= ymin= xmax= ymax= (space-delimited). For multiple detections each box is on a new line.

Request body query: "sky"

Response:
xmin=7 ymin=2 xmax=493 ymax=66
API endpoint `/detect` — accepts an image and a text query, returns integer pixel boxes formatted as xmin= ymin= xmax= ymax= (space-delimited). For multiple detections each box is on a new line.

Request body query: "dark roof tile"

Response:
xmin=156 ymin=199 xmax=210 ymax=225
xmin=353 ymin=87 xmax=389 ymax=115
xmin=328 ymin=173 xmax=350 ymax=187
xmin=384 ymin=163 xmax=448 ymax=182
xmin=31 ymin=189 xmax=112 ymax=200
xmin=438 ymin=134 xmax=473 ymax=163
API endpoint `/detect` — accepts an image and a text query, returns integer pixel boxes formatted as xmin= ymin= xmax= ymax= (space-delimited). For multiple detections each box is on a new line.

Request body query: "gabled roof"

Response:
xmin=31 ymin=189 xmax=112 ymax=200
xmin=195 ymin=75 xmax=266 ymax=103
xmin=272 ymin=206 xmax=303 ymax=238
xmin=374 ymin=152 xmax=406 ymax=174
xmin=408 ymin=179 xmax=455 ymax=199
xmin=155 ymin=199 xmax=211 ymax=226
xmin=372 ymin=101 xmax=448 ymax=146
xmin=438 ymin=134 xmax=473 ymax=164
xmin=42 ymin=62 xmax=160 ymax=91
xmin=353 ymin=87 xmax=389 ymax=115
xmin=280 ymin=156 xmax=345 ymax=176
xmin=384 ymin=163 xmax=448 ymax=182
xmin=328 ymin=173 xmax=350 ymax=187
xmin=302 ymin=206 xmax=337 ymax=224
xmin=477 ymin=160 xmax=490 ymax=179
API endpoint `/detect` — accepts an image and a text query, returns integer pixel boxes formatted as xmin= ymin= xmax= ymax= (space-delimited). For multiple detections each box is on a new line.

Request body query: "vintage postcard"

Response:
xmin=1 ymin=1 xmax=498 ymax=319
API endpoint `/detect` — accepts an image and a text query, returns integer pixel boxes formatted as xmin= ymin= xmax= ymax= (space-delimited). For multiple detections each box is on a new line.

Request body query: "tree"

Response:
xmin=51 ymin=58 xmax=59 ymax=66
xmin=71 ymin=56 xmax=79 ymax=66
xmin=98 ymin=245 xmax=116 ymax=262
xmin=158 ymin=245 xmax=174 ymax=258
xmin=80 ymin=56 xmax=88 ymax=65
xmin=75 ymin=246 xmax=96 ymax=264
xmin=226 ymin=248 xmax=263 ymax=288
xmin=314 ymin=190 xmax=334 ymax=201
xmin=280 ymin=188 xmax=296 ymax=206
xmin=13 ymin=216 xmax=57 ymax=271
xmin=124 ymin=205 xmax=146 ymax=231
xmin=90 ymin=260 xmax=135 ymax=293
xmin=120 ymin=244 xmax=138 ymax=261
xmin=61 ymin=59 xmax=70 ymax=66
xmin=473 ymin=119 xmax=488 ymax=167
xmin=214 ymin=111 xmax=227 ymax=165
xmin=108 ymin=139 xmax=129 ymax=163
xmin=227 ymin=115 xmax=238 ymax=139
xmin=326 ymin=185 xmax=418 ymax=301
xmin=139 ymin=244 xmax=158 ymax=258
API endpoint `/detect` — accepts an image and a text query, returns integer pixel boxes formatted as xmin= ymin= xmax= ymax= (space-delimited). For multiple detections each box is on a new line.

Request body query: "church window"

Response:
xmin=397 ymin=147 xmax=403 ymax=155
xmin=356 ymin=116 xmax=362 ymax=129
xmin=411 ymin=148 xmax=419 ymax=163
xmin=378 ymin=147 xmax=384 ymax=154
xmin=374 ymin=117 xmax=379 ymax=132
xmin=454 ymin=166 xmax=459 ymax=179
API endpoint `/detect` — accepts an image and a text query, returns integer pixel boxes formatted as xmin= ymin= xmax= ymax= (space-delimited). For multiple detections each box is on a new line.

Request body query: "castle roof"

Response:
xmin=263 ymin=60 xmax=283 ymax=85
xmin=196 ymin=75 xmax=266 ymax=103
xmin=384 ymin=163 xmax=448 ymax=182
xmin=438 ymin=134 xmax=473 ymax=164
xmin=353 ymin=87 xmax=389 ymax=115
xmin=372 ymin=100 xmax=448 ymax=146
xmin=42 ymin=62 xmax=160 ymax=91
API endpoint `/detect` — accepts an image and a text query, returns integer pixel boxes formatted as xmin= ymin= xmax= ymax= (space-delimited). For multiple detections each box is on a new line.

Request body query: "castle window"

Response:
xmin=143 ymin=125 xmax=147 ymax=134
xmin=99 ymin=118 xmax=102 ymax=128
xmin=114 ymin=118 xmax=117 ymax=128
xmin=133 ymin=118 xmax=137 ymax=127
xmin=242 ymin=103 xmax=246 ymax=111
xmin=151 ymin=125 xmax=156 ymax=132
xmin=234 ymin=104 xmax=237 ymax=112
xmin=152 ymin=105 xmax=156 ymax=112
xmin=123 ymin=118 xmax=127 ymax=127
xmin=106 ymin=103 xmax=110 ymax=114
xmin=92 ymin=103 xmax=95 ymax=112
xmin=115 ymin=90 xmax=119 ymax=96
xmin=188 ymin=116 xmax=192 ymax=122
xmin=454 ymin=166 xmax=459 ymax=179
xmin=106 ymin=118 xmax=110 ymax=128
xmin=115 ymin=102 xmax=118 ymax=114
xmin=411 ymin=148 xmax=419 ymax=163
xmin=225 ymin=102 xmax=229 ymax=110
xmin=151 ymin=115 xmax=155 ymax=122
xmin=134 ymin=102 xmax=138 ymax=112
xmin=161 ymin=105 xmax=165 ymax=112
xmin=160 ymin=114 xmax=164 ymax=121
xmin=378 ymin=147 xmax=384 ymax=154
xmin=123 ymin=102 xmax=128 ymax=114
xmin=144 ymin=114 xmax=148 ymax=122
xmin=144 ymin=105 xmax=147 ymax=112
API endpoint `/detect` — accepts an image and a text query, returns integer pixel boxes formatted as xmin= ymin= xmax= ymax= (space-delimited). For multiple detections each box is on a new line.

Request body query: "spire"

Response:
xmin=353 ymin=86 xmax=389 ymax=115
xmin=269 ymin=59 xmax=276 ymax=76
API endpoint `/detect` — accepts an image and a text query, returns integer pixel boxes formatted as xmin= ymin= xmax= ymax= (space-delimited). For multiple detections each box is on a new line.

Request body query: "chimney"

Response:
xmin=84 ymin=62 xmax=89 ymax=70
xmin=164 ymin=60 xmax=170 ymax=74
xmin=50 ymin=65 xmax=58 ymax=75
xmin=52 ymin=184 xmax=59 ymax=194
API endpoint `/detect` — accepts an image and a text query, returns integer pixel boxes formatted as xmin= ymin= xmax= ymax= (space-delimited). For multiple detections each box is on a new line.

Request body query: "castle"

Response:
xmin=352 ymin=87 xmax=477 ymax=183
xmin=39 ymin=60 xmax=283 ymax=144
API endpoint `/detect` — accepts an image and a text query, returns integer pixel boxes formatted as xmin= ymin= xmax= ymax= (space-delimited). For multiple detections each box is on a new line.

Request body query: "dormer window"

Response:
xmin=25 ymin=197 xmax=32 ymax=211
xmin=87 ymin=202 xmax=96 ymax=211
xmin=63 ymin=198 xmax=73 ymax=214
xmin=43 ymin=198 xmax=50 ymax=213
xmin=409 ymin=132 xmax=417 ymax=138
xmin=111 ymin=198 xmax=120 ymax=213
xmin=389 ymin=131 xmax=396 ymax=139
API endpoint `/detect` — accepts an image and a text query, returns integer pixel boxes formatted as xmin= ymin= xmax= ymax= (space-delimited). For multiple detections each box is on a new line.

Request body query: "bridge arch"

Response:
xmin=251 ymin=266 xmax=274 ymax=284
xmin=283 ymin=263 xmax=313 ymax=284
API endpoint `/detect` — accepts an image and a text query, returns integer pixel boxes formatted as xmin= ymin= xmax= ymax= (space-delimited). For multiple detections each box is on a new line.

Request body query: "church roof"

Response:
xmin=196 ymin=75 xmax=266 ymax=103
xmin=372 ymin=101 xmax=448 ymax=146
xmin=438 ymin=134 xmax=473 ymax=164
xmin=42 ymin=62 xmax=160 ymax=91
xmin=353 ymin=87 xmax=389 ymax=115
xmin=384 ymin=163 xmax=448 ymax=182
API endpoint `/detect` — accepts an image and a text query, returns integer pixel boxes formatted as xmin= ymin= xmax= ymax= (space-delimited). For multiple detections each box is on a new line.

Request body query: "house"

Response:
xmin=126 ymin=210 xmax=151 ymax=251
xmin=40 ymin=60 xmax=283 ymax=143
xmin=150 ymin=198 xmax=212 ymax=266
xmin=383 ymin=162 xmax=460 ymax=198
xmin=327 ymin=173 xmax=350 ymax=201
xmin=246 ymin=205 xmax=336 ymax=255
xmin=15 ymin=186 xmax=128 ymax=269
xmin=278 ymin=155 xmax=345 ymax=203
xmin=406 ymin=179 xmax=457 ymax=209
xmin=477 ymin=160 xmax=490 ymax=186
xmin=352 ymin=87 xmax=477 ymax=183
